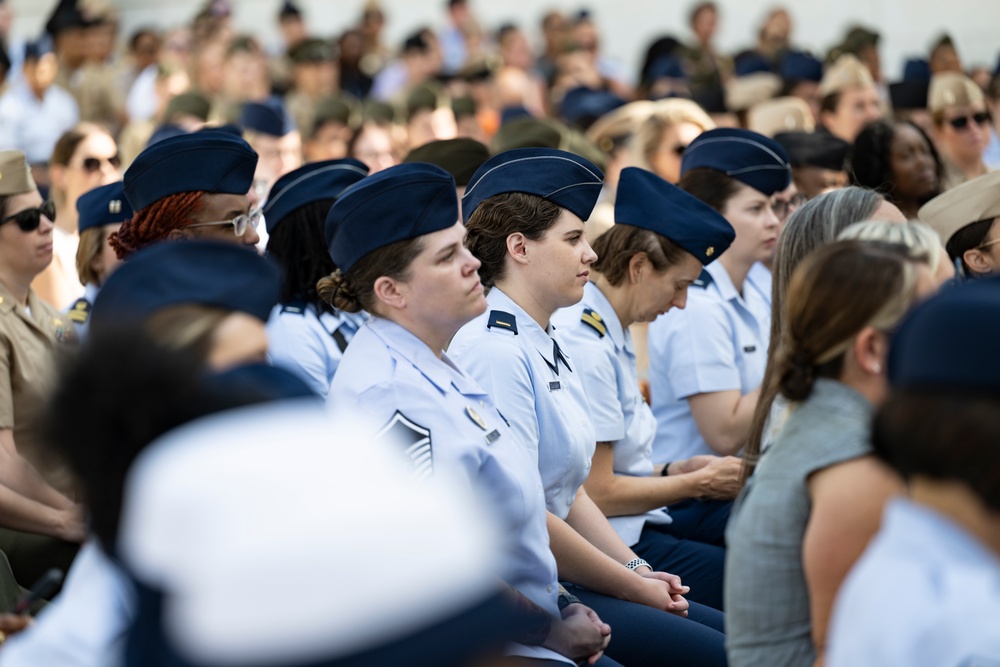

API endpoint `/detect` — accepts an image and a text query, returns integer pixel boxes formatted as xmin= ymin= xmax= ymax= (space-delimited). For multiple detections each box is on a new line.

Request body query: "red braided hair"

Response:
xmin=110 ymin=191 xmax=207 ymax=259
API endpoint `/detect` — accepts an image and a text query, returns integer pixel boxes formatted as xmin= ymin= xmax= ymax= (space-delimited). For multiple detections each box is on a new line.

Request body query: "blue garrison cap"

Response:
xmin=462 ymin=147 xmax=604 ymax=222
xmin=560 ymin=87 xmax=626 ymax=128
xmin=91 ymin=241 xmax=282 ymax=329
xmin=124 ymin=131 xmax=258 ymax=212
xmin=779 ymin=51 xmax=824 ymax=83
xmin=681 ymin=128 xmax=791 ymax=196
xmin=888 ymin=279 xmax=1000 ymax=394
xmin=615 ymin=167 xmax=735 ymax=264
xmin=326 ymin=163 xmax=458 ymax=273
xmin=240 ymin=98 xmax=297 ymax=137
xmin=263 ymin=158 xmax=369 ymax=233
xmin=77 ymin=182 xmax=133 ymax=234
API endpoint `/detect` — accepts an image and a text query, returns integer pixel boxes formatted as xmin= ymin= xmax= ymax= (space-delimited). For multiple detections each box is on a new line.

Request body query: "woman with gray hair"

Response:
xmin=743 ymin=186 xmax=905 ymax=477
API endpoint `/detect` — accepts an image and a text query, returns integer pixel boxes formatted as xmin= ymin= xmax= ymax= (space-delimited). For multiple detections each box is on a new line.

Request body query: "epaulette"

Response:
xmin=66 ymin=298 xmax=92 ymax=324
xmin=692 ymin=269 xmax=714 ymax=289
xmin=280 ymin=301 xmax=307 ymax=316
xmin=580 ymin=307 xmax=606 ymax=338
xmin=486 ymin=310 xmax=518 ymax=335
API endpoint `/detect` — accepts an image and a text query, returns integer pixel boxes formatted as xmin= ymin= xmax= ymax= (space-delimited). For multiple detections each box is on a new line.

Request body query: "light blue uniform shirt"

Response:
xmin=648 ymin=260 xmax=768 ymax=462
xmin=745 ymin=261 xmax=773 ymax=334
xmin=0 ymin=540 xmax=135 ymax=667
xmin=328 ymin=317 xmax=571 ymax=664
xmin=450 ymin=287 xmax=596 ymax=521
xmin=0 ymin=80 xmax=79 ymax=165
xmin=552 ymin=282 xmax=671 ymax=546
xmin=64 ymin=283 xmax=100 ymax=342
xmin=266 ymin=303 xmax=364 ymax=399
xmin=828 ymin=498 xmax=1000 ymax=667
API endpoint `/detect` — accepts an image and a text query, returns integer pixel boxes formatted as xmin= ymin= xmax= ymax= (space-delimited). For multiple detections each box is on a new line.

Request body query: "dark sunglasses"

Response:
xmin=0 ymin=200 xmax=56 ymax=232
xmin=81 ymin=155 xmax=121 ymax=173
xmin=947 ymin=112 xmax=991 ymax=131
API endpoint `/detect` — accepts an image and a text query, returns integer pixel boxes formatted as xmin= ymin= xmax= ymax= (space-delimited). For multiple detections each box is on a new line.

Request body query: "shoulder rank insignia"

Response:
xmin=280 ymin=302 xmax=306 ymax=316
xmin=581 ymin=308 xmax=606 ymax=338
xmin=66 ymin=298 xmax=92 ymax=324
xmin=487 ymin=310 xmax=518 ymax=335
xmin=692 ymin=269 xmax=714 ymax=289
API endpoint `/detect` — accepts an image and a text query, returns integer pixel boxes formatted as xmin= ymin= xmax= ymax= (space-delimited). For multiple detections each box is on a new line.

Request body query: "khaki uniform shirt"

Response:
xmin=0 ymin=282 xmax=77 ymax=486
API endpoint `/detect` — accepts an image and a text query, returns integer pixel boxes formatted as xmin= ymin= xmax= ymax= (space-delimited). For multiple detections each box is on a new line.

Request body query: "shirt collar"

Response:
xmin=704 ymin=260 xmax=740 ymax=303
xmin=367 ymin=317 xmax=483 ymax=397
xmin=487 ymin=287 xmax=568 ymax=370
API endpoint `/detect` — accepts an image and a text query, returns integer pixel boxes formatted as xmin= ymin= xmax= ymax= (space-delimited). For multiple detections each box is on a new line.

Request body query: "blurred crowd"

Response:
xmin=0 ymin=0 xmax=994 ymax=666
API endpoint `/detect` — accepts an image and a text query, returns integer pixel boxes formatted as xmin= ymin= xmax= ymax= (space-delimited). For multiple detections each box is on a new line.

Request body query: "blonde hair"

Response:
xmin=75 ymin=226 xmax=106 ymax=286
xmin=838 ymin=219 xmax=941 ymax=275
xmin=630 ymin=99 xmax=715 ymax=172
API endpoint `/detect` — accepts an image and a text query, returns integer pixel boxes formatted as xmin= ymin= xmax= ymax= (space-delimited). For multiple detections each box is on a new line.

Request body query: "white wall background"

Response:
xmin=9 ymin=0 xmax=1000 ymax=82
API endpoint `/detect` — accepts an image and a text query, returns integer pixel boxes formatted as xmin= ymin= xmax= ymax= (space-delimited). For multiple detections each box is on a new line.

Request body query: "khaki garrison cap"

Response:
xmin=928 ymin=72 xmax=984 ymax=113
xmin=747 ymin=96 xmax=815 ymax=137
xmin=725 ymin=72 xmax=782 ymax=113
xmin=0 ymin=150 xmax=36 ymax=196
xmin=918 ymin=171 xmax=1000 ymax=245
xmin=819 ymin=54 xmax=875 ymax=98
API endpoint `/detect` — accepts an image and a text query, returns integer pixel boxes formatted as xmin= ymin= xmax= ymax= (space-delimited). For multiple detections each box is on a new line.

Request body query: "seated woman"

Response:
xmin=65 ymin=182 xmax=132 ymax=339
xmin=850 ymin=119 xmax=943 ymax=219
xmin=324 ymin=163 xmax=615 ymax=667
xmin=553 ymin=166 xmax=741 ymax=611
xmin=0 ymin=241 xmax=288 ymax=667
xmin=451 ymin=148 xmax=727 ymax=665
xmin=744 ymin=186 xmax=905 ymax=472
xmin=828 ymin=279 xmax=1000 ymax=666
xmin=0 ymin=149 xmax=84 ymax=588
xmin=918 ymin=170 xmax=1000 ymax=280
xmin=648 ymin=128 xmax=790 ymax=464
xmin=263 ymin=158 xmax=369 ymax=398
xmin=725 ymin=240 xmax=937 ymax=667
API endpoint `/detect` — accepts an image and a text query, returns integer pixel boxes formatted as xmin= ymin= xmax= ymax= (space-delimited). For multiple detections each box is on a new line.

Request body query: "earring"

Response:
xmin=872 ymin=363 xmax=881 ymax=374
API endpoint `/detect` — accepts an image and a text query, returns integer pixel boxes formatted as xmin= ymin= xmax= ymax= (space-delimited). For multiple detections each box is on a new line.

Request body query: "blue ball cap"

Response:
xmin=91 ymin=241 xmax=283 ymax=329
xmin=681 ymin=128 xmax=791 ymax=196
xmin=124 ymin=131 xmax=258 ymax=212
xmin=326 ymin=163 xmax=458 ymax=273
xmin=263 ymin=158 xmax=369 ymax=234
xmin=77 ymin=182 xmax=133 ymax=234
xmin=240 ymin=98 xmax=297 ymax=137
xmin=889 ymin=278 xmax=1000 ymax=394
xmin=461 ymin=147 xmax=604 ymax=223
xmin=615 ymin=167 xmax=735 ymax=264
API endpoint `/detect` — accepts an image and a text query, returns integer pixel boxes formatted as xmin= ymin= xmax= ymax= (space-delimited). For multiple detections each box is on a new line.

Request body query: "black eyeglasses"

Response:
xmin=80 ymin=155 xmax=121 ymax=173
xmin=947 ymin=112 xmax=991 ymax=131
xmin=771 ymin=192 xmax=807 ymax=218
xmin=0 ymin=200 xmax=56 ymax=232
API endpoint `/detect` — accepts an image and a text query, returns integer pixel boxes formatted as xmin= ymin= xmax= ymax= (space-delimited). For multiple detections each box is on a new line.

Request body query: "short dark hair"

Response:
xmin=591 ymin=224 xmax=690 ymax=286
xmin=265 ymin=199 xmax=337 ymax=312
xmin=677 ymin=167 xmax=742 ymax=213
xmin=874 ymin=391 xmax=1000 ymax=511
xmin=464 ymin=193 xmax=563 ymax=287
xmin=946 ymin=217 xmax=995 ymax=277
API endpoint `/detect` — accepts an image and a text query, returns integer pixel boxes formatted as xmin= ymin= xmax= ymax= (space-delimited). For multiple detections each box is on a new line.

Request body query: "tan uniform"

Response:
xmin=0 ymin=281 xmax=77 ymax=488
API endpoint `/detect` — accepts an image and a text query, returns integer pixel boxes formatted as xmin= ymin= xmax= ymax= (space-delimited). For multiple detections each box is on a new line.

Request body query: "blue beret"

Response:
xmin=240 ymin=98 xmax=297 ymax=137
xmin=124 ymin=131 xmax=258 ymax=212
xmin=77 ymin=182 xmax=133 ymax=234
xmin=615 ymin=167 xmax=735 ymax=264
xmin=889 ymin=279 xmax=1000 ymax=394
xmin=263 ymin=158 xmax=369 ymax=233
xmin=92 ymin=241 xmax=283 ymax=329
xmin=326 ymin=163 xmax=458 ymax=273
xmin=779 ymin=51 xmax=824 ymax=83
xmin=462 ymin=147 xmax=604 ymax=222
xmin=681 ymin=128 xmax=791 ymax=196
